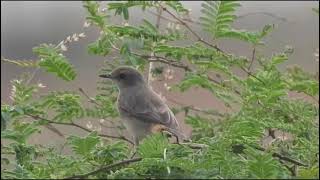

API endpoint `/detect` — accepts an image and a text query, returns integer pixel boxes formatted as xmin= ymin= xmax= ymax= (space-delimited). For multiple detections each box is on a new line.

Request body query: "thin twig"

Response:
xmin=158 ymin=4 xmax=222 ymax=52
xmin=25 ymin=113 xmax=134 ymax=144
xmin=176 ymin=142 xmax=209 ymax=149
xmin=64 ymin=157 xmax=142 ymax=179
xmin=206 ymin=75 xmax=242 ymax=95
xmin=147 ymin=4 xmax=163 ymax=85
xmin=109 ymin=41 xmax=192 ymax=72
xmin=248 ymin=47 xmax=256 ymax=72
xmin=252 ymin=145 xmax=308 ymax=167
xmin=78 ymin=87 xmax=103 ymax=107
xmin=239 ymin=66 xmax=265 ymax=84
xmin=166 ymin=97 xmax=226 ymax=117
xmin=157 ymin=3 xmax=266 ymax=85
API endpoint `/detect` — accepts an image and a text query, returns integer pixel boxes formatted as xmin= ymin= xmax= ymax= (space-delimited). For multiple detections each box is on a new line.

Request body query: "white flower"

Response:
xmin=175 ymin=24 xmax=180 ymax=30
xmin=164 ymin=83 xmax=171 ymax=90
xmin=160 ymin=39 xmax=166 ymax=44
xmin=78 ymin=33 xmax=86 ymax=38
xmin=38 ymin=83 xmax=46 ymax=88
xmin=83 ymin=21 xmax=91 ymax=28
xmin=101 ymin=8 xmax=107 ymax=12
xmin=72 ymin=34 xmax=79 ymax=41
xmin=10 ymin=85 xmax=16 ymax=101
xmin=86 ymin=121 xmax=93 ymax=129
xmin=66 ymin=36 xmax=72 ymax=43
xmin=164 ymin=68 xmax=174 ymax=80
xmin=124 ymin=22 xmax=129 ymax=26
xmin=60 ymin=44 xmax=68 ymax=51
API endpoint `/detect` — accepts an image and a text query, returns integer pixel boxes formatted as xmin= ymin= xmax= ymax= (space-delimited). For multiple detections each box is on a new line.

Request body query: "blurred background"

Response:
xmin=1 ymin=1 xmax=319 ymax=149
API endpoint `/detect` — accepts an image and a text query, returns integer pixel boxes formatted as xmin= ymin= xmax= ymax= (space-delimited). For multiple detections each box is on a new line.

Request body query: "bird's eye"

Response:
xmin=119 ymin=73 xmax=126 ymax=79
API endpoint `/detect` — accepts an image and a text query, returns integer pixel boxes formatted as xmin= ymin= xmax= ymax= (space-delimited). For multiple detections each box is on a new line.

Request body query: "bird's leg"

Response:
xmin=130 ymin=137 xmax=139 ymax=159
xmin=162 ymin=130 xmax=180 ymax=144
xmin=130 ymin=148 xmax=137 ymax=159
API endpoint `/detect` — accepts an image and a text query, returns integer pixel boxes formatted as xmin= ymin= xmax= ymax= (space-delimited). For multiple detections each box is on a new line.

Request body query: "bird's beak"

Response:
xmin=99 ymin=74 xmax=112 ymax=79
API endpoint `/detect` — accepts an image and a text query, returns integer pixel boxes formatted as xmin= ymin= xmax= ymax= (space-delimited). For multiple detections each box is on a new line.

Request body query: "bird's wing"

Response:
xmin=119 ymin=90 xmax=179 ymax=129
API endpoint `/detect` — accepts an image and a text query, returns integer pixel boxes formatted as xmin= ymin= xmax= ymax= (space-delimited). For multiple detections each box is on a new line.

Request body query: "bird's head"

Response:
xmin=99 ymin=66 xmax=146 ymax=89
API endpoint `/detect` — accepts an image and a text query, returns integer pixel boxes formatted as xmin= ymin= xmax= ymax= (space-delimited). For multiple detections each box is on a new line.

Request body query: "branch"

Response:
xmin=147 ymin=9 xmax=202 ymax=26
xmin=78 ymin=88 xmax=102 ymax=107
xmin=109 ymin=41 xmax=192 ymax=72
xmin=233 ymin=144 xmax=308 ymax=167
xmin=176 ymin=142 xmax=209 ymax=149
xmin=248 ymin=47 xmax=256 ymax=72
xmin=147 ymin=4 xmax=163 ymax=84
xmin=144 ymin=55 xmax=192 ymax=71
xmin=64 ymin=157 xmax=142 ymax=179
xmin=157 ymin=3 xmax=266 ymax=85
xmin=253 ymin=145 xmax=308 ymax=167
xmin=166 ymin=97 xmax=226 ymax=117
xmin=206 ymin=75 xmax=242 ymax=96
xmin=239 ymin=66 xmax=266 ymax=84
xmin=158 ymin=4 xmax=222 ymax=52
xmin=25 ymin=113 xmax=134 ymax=145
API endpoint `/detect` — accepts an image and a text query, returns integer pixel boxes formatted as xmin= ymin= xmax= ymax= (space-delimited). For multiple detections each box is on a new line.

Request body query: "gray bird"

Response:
xmin=99 ymin=66 xmax=185 ymax=145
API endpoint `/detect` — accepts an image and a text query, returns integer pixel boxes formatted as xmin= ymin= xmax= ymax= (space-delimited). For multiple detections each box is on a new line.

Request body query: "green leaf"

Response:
xmin=298 ymin=166 xmax=319 ymax=179
xmin=312 ymin=7 xmax=319 ymax=14
xmin=1 ymin=122 xmax=39 ymax=144
xmin=33 ymin=44 xmax=76 ymax=81
xmin=200 ymin=1 xmax=240 ymax=38
xmin=67 ymin=131 xmax=101 ymax=156
xmin=245 ymin=148 xmax=284 ymax=179
xmin=270 ymin=53 xmax=288 ymax=65
xmin=123 ymin=7 xmax=129 ymax=20
xmin=185 ymin=115 xmax=215 ymax=140
xmin=164 ymin=1 xmax=189 ymax=14
xmin=40 ymin=91 xmax=84 ymax=122
xmin=83 ymin=1 xmax=108 ymax=28
xmin=1 ymin=111 xmax=9 ymax=131
xmin=138 ymin=133 xmax=169 ymax=158
xmin=88 ymin=33 xmax=115 ymax=56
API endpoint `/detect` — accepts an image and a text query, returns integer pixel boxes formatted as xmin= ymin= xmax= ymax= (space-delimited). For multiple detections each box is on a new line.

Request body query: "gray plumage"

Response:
xmin=99 ymin=66 xmax=185 ymax=145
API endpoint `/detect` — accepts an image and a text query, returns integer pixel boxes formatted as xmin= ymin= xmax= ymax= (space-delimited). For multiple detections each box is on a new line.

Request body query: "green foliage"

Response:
xmin=33 ymin=44 xmax=76 ymax=81
xmin=185 ymin=115 xmax=215 ymax=140
xmin=9 ymin=79 xmax=37 ymax=105
xmin=83 ymin=1 xmax=108 ymax=28
xmin=200 ymin=1 xmax=274 ymax=45
xmin=88 ymin=33 xmax=115 ymax=56
xmin=245 ymin=147 xmax=286 ymax=178
xmin=285 ymin=65 xmax=319 ymax=96
xmin=164 ymin=1 xmax=189 ymax=15
xmin=1 ymin=122 xmax=39 ymax=144
xmin=107 ymin=1 xmax=154 ymax=19
xmin=68 ymin=132 xmax=101 ymax=156
xmin=1 ymin=1 xmax=319 ymax=179
xmin=138 ymin=133 xmax=169 ymax=158
xmin=39 ymin=91 xmax=84 ymax=122
xmin=200 ymin=1 xmax=240 ymax=38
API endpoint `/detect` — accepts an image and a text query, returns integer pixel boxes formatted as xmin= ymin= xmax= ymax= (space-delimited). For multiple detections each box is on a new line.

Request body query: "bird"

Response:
xmin=99 ymin=66 xmax=186 ymax=145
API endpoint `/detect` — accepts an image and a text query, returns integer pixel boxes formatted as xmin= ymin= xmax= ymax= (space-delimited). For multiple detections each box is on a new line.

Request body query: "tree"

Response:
xmin=1 ymin=1 xmax=319 ymax=179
